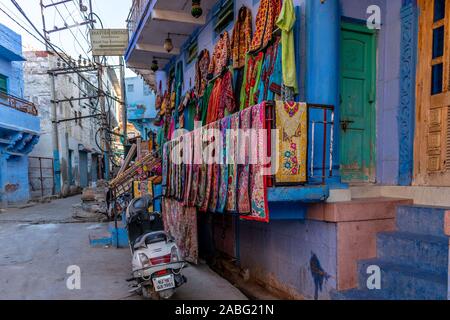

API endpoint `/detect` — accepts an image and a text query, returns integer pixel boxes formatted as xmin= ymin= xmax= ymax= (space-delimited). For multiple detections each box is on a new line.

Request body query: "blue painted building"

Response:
xmin=125 ymin=76 xmax=157 ymax=139
xmin=125 ymin=0 xmax=450 ymax=300
xmin=0 ymin=24 xmax=40 ymax=206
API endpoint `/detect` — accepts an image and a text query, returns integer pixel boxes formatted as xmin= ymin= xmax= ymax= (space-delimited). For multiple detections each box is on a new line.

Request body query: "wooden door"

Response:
xmin=415 ymin=0 xmax=450 ymax=186
xmin=340 ymin=22 xmax=377 ymax=182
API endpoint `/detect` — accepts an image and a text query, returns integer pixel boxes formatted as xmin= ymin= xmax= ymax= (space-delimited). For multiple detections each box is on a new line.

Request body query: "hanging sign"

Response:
xmin=90 ymin=29 xmax=129 ymax=56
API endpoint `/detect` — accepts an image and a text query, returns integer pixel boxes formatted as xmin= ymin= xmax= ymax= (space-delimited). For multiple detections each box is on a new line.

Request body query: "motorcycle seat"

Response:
xmin=133 ymin=231 xmax=167 ymax=250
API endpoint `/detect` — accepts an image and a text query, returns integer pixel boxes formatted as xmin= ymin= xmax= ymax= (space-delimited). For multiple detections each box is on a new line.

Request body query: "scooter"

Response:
xmin=125 ymin=194 xmax=187 ymax=299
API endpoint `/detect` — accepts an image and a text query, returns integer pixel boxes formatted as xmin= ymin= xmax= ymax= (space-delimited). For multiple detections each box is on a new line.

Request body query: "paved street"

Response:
xmin=0 ymin=196 xmax=247 ymax=300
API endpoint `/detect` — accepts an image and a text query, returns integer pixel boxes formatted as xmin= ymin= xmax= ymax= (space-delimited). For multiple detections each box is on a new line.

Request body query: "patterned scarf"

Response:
xmin=237 ymin=107 xmax=252 ymax=214
xmin=216 ymin=117 xmax=230 ymax=213
xmin=241 ymin=103 xmax=269 ymax=222
xmin=226 ymin=112 xmax=240 ymax=213
xmin=195 ymin=49 xmax=210 ymax=97
xmin=208 ymin=31 xmax=231 ymax=77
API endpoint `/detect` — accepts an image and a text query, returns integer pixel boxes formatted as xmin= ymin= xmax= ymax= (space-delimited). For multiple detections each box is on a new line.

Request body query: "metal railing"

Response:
xmin=0 ymin=91 xmax=38 ymax=116
xmin=126 ymin=0 xmax=150 ymax=39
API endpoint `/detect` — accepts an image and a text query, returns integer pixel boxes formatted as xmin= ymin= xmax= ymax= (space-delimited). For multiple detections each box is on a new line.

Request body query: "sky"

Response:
xmin=0 ymin=0 xmax=136 ymax=76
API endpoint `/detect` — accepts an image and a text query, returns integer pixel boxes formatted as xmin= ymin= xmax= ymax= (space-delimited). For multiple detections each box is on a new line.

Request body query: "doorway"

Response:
xmin=340 ymin=22 xmax=377 ymax=183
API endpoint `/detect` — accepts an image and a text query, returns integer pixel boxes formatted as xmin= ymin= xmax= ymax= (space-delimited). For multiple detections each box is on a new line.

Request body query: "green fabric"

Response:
xmin=249 ymin=56 xmax=263 ymax=107
xmin=202 ymin=80 xmax=215 ymax=126
xmin=239 ymin=55 xmax=250 ymax=110
xmin=276 ymin=0 xmax=298 ymax=93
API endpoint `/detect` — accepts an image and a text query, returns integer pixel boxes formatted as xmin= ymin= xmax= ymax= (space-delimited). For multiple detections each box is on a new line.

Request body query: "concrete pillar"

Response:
xmin=306 ymin=0 xmax=342 ymax=186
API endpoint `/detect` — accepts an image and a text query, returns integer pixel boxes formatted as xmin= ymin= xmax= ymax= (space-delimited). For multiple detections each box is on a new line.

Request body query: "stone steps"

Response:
xmin=334 ymin=205 xmax=449 ymax=300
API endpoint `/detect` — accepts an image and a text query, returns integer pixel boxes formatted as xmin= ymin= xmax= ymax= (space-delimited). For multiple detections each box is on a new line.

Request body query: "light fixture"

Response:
xmin=151 ymin=59 xmax=159 ymax=72
xmin=191 ymin=0 xmax=203 ymax=18
xmin=164 ymin=34 xmax=174 ymax=53
xmin=163 ymin=33 xmax=189 ymax=53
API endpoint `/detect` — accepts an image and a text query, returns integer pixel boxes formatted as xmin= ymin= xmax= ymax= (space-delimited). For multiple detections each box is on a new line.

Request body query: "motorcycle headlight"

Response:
xmin=138 ymin=253 xmax=150 ymax=267
xmin=170 ymin=246 xmax=179 ymax=262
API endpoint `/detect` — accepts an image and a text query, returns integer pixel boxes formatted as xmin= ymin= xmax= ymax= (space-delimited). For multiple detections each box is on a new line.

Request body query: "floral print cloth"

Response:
xmin=275 ymin=101 xmax=307 ymax=184
xmin=231 ymin=6 xmax=253 ymax=69
xmin=195 ymin=49 xmax=210 ymax=97
xmin=208 ymin=31 xmax=231 ymax=77
xmin=242 ymin=103 xmax=269 ymax=223
xmin=163 ymin=198 xmax=198 ymax=264
xmin=226 ymin=112 xmax=240 ymax=213
xmin=237 ymin=107 xmax=252 ymax=214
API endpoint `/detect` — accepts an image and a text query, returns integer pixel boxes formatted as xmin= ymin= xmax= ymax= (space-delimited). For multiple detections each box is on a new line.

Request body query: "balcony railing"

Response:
xmin=126 ymin=0 xmax=150 ymax=40
xmin=0 ymin=91 xmax=38 ymax=116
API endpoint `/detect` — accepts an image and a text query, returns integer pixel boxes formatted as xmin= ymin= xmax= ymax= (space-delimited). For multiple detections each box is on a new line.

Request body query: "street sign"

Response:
xmin=90 ymin=29 xmax=129 ymax=56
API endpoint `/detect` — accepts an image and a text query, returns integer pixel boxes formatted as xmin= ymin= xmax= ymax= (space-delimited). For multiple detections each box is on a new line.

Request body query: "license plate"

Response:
xmin=152 ymin=274 xmax=175 ymax=292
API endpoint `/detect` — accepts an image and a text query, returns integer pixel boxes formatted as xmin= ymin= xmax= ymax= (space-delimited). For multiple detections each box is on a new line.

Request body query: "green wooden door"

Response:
xmin=340 ymin=23 xmax=376 ymax=182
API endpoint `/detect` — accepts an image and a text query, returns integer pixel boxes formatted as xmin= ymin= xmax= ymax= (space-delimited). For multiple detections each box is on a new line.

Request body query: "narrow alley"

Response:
xmin=0 ymin=196 xmax=247 ymax=300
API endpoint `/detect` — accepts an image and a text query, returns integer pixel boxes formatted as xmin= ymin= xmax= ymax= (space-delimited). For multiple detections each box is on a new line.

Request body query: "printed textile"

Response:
xmin=208 ymin=31 xmax=231 ymax=77
xmin=275 ymin=101 xmax=307 ymax=184
xmin=242 ymin=103 xmax=269 ymax=222
xmin=208 ymin=121 xmax=221 ymax=212
xmin=226 ymin=112 xmax=240 ymax=213
xmin=231 ymin=6 xmax=253 ymax=69
xmin=195 ymin=49 xmax=210 ymax=97
xmin=250 ymin=0 xmax=282 ymax=52
xmin=237 ymin=107 xmax=252 ymax=214
xmin=163 ymin=198 xmax=198 ymax=264
xmin=216 ymin=117 xmax=230 ymax=213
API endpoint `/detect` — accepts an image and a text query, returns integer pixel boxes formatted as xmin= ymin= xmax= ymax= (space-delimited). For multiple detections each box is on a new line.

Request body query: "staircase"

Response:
xmin=333 ymin=205 xmax=450 ymax=300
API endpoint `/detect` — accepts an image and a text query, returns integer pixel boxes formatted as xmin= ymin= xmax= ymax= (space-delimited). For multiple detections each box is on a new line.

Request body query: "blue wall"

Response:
xmin=126 ymin=76 xmax=157 ymax=138
xmin=0 ymin=23 xmax=40 ymax=205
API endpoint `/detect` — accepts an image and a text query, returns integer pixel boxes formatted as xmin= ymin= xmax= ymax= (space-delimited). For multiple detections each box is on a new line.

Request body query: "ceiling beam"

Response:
xmin=151 ymin=9 xmax=206 ymax=25
xmin=136 ymin=44 xmax=180 ymax=55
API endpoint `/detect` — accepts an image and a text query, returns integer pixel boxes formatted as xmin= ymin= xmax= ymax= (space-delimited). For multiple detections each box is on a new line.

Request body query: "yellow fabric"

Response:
xmin=275 ymin=101 xmax=307 ymax=184
xmin=276 ymin=0 xmax=298 ymax=93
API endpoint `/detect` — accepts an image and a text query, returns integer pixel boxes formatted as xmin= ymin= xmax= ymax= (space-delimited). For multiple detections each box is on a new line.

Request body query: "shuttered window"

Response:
xmin=213 ymin=0 xmax=234 ymax=35
xmin=0 ymin=74 xmax=7 ymax=94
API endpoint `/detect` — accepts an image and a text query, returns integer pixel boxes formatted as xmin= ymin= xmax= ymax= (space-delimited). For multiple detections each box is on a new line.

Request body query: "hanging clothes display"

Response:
xmin=231 ymin=6 xmax=253 ymax=69
xmin=276 ymin=0 xmax=298 ymax=93
xmin=237 ymin=107 xmax=252 ymax=214
xmin=206 ymin=70 xmax=235 ymax=124
xmin=199 ymin=123 xmax=215 ymax=212
xmin=250 ymin=0 xmax=282 ymax=52
xmin=240 ymin=52 xmax=264 ymax=110
xmin=275 ymin=101 xmax=308 ymax=184
xmin=226 ymin=112 xmax=240 ymax=213
xmin=208 ymin=31 xmax=231 ymax=77
xmin=182 ymin=131 xmax=194 ymax=207
xmin=257 ymin=36 xmax=281 ymax=103
xmin=208 ymin=121 xmax=221 ymax=213
xmin=188 ymin=128 xmax=202 ymax=207
xmin=243 ymin=103 xmax=269 ymax=223
xmin=162 ymin=142 xmax=170 ymax=196
xmin=195 ymin=49 xmax=210 ymax=98
xmin=195 ymin=127 xmax=208 ymax=208
xmin=216 ymin=116 xmax=230 ymax=213
xmin=199 ymin=80 xmax=215 ymax=125
xmin=163 ymin=198 xmax=198 ymax=264
xmin=206 ymin=77 xmax=222 ymax=124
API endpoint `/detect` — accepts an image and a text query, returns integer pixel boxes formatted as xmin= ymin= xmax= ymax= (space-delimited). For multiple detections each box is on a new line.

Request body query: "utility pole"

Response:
xmin=50 ymin=72 xmax=62 ymax=194
xmin=97 ymin=63 xmax=110 ymax=180
xmin=120 ymin=56 xmax=127 ymax=148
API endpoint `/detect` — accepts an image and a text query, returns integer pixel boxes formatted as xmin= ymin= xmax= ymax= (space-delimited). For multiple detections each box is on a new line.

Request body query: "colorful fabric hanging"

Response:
xmin=208 ymin=121 xmax=221 ymax=212
xmin=240 ymin=52 xmax=264 ymax=110
xmin=226 ymin=112 xmax=240 ymax=213
xmin=199 ymin=80 xmax=215 ymax=126
xmin=188 ymin=128 xmax=202 ymax=207
xmin=208 ymin=31 xmax=231 ymax=77
xmin=162 ymin=142 xmax=170 ymax=196
xmin=195 ymin=127 xmax=208 ymax=208
xmin=257 ymin=36 xmax=281 ymax=103
xmin=242 ymin=103 xmax=269 ymax=222
xmin=163 ymin=198 xmax=198 ymax=264
xmin=182 ymin=131 xmax=194 ymax=207
xmin=206 ymin=78 xmax=222 ymax=124
xmin=195 ymin=49 xmax=210 ymax=97
xmin=199 ymin=124 xmax=214 ymax=212
xmin=275 ymin=101 xmax=307 ymax=184
xmin=250 ymin=0 xmax=282 ymax=52
xmin=216 ymin=116 xmax=230 ymax=213
xmin=231 ymin=6 xmax=252 ymax=69
xmin=237 ymin=107 xmax=252 ymax=214
xmin=276 ymin=0 xmax=298 ymax=93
